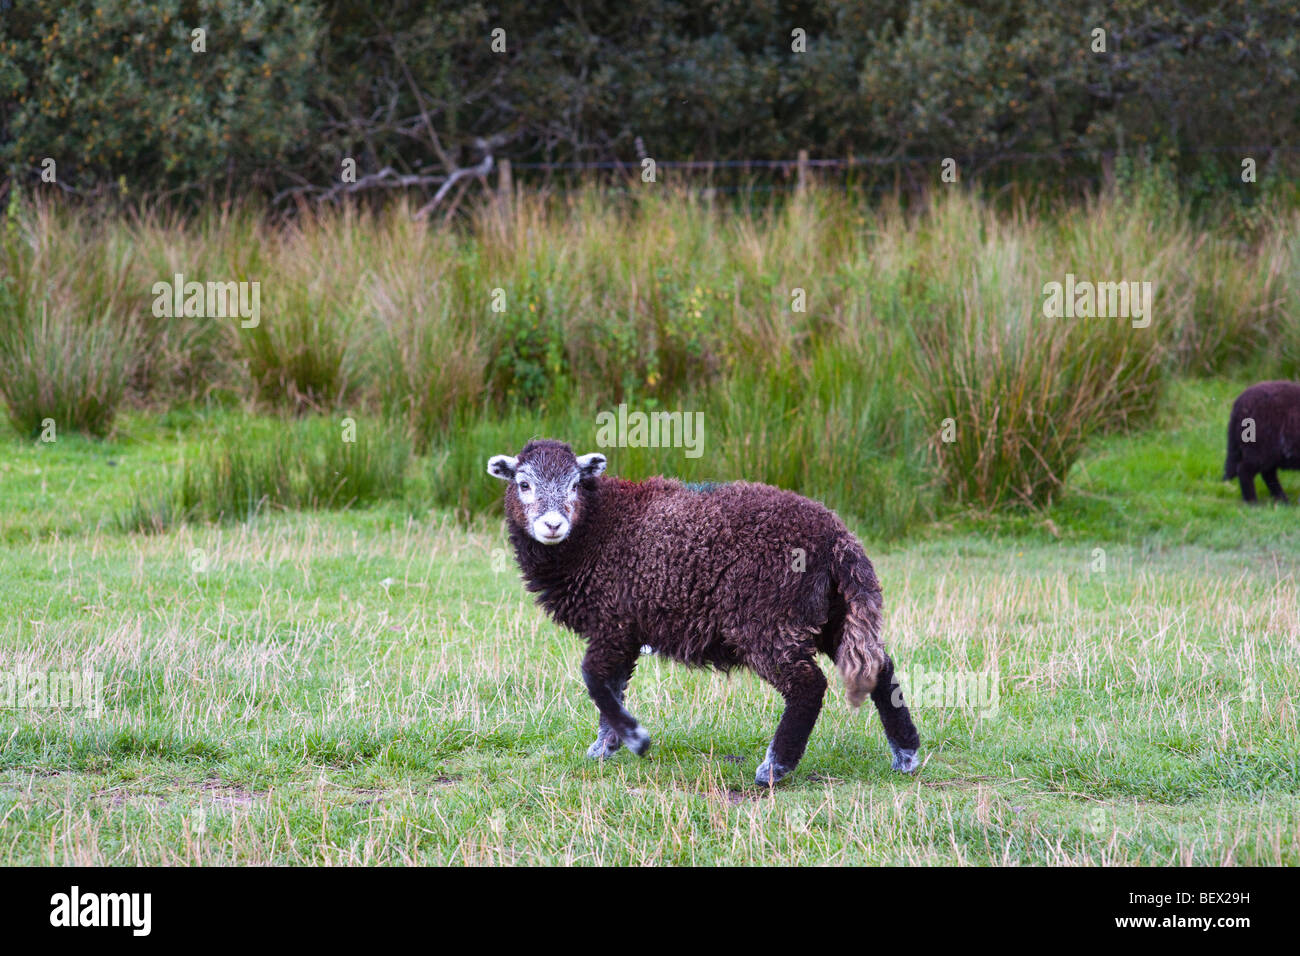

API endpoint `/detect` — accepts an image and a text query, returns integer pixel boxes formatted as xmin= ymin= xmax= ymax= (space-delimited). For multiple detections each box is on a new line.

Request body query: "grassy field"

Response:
xmin=0 ymin=376 xmax=1296 ymax=865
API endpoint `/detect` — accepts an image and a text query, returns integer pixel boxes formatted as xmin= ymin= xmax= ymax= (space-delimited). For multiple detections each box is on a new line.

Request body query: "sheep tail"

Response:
xmin=830 ymin=535 xmax=888 ymax=708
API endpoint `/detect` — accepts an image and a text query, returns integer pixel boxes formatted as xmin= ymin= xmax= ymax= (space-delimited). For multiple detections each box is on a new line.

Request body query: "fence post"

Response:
xmin=497 ymin=158 xmax=513 ymax=216
xmin=796 ymin=149 xmax=810 ymax=194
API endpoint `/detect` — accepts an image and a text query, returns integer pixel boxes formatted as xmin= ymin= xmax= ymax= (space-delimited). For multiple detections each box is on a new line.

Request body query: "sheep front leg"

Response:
xmin=1239 ymin=466 xmax=1260 ymax=503
xmin=586 ymin=671 xmax=630 ymax=760
xmin=582 ymin=647 xmax=651 ymax=757
xmin=754 ymin=658 xmax=827 ymax=787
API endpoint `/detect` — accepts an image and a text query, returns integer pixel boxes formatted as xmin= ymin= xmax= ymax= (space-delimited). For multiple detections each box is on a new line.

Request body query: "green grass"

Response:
xmin=119 ymin=415 xmax=410 ymax=532
xmin=0 ymin=378 xmax=1296 ymax=864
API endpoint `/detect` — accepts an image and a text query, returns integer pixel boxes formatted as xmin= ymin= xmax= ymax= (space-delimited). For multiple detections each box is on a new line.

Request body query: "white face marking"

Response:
xmin=515 ymin=464 xmax=579 ymax=544
xmin=515 ymin=472 xmax=537 ymax=505
xmin=531 ymin=511 xmax=571 ymax=544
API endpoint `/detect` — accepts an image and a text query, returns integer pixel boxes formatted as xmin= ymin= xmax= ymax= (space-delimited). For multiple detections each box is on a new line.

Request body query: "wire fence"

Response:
xmin=498 ymin=144 xmax=1290 ymax=197
xmin=511 ymin=145 xmax=1293 ymax=171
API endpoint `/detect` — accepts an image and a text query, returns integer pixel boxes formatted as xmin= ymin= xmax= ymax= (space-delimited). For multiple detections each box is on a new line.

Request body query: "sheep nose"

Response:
xmin=544 ymin=519 xmax=562 ymax=532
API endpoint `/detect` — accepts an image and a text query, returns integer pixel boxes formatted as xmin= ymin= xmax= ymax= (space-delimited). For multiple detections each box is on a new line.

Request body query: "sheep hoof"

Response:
xmin=754 ymin=761 xmax=790 ymax=787
xmin=889 ymin=741 xmax=921 ymax=774
xmin=754 ymin=749 xmax=791 ymax=787
xmin=621 ymin=725 xmax=652 ymax=757
xmin=586 ymin=733 xmax=622 ymax=760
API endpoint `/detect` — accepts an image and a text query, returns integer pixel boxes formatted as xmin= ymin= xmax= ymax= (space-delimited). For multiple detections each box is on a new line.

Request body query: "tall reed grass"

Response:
xmin=4 ymin=179 xmax=1294 ymax=528
xmin=0 ymin=201 xmax=146 ymax=436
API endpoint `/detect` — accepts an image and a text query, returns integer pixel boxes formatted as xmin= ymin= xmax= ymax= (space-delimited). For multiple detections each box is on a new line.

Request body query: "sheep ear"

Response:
xmin=487 ymin=455 xmax=518 ymax=481
xmin=576 ymin=453 xmax=607 ymax=478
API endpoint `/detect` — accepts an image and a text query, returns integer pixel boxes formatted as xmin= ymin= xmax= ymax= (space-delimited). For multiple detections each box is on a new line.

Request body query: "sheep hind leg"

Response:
xmin=753 ymin=657 xmax=827 ymax=788
xmin=582 ymin=649 xmax=651 ymax=757
xmin=1262 ymin=468 xmax=1290 ymax=504
xmin=871 ymin=655 xmax=921 ymax=773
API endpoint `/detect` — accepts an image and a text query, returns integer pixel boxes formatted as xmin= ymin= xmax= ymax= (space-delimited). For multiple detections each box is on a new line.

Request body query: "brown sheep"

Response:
xmin=1223 ymin=381 xmax=1300 ymax=503
xmin=487 ymin=439 xmax=921 ymax=787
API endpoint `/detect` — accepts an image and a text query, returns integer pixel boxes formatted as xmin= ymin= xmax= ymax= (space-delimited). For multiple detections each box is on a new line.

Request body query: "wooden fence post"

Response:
xmin=497 ymin=158 xmax=513 ymax=216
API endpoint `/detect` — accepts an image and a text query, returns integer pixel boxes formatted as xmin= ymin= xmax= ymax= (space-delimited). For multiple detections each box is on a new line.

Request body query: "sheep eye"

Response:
xmin=518 ymin=481 xmax=531 ymax=492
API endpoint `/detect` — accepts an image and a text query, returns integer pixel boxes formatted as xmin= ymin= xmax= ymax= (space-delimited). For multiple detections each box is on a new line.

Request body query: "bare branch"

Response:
xmin=412 ymin=148 xmax=494 ymax=220
xmin=272 ymin=166 xmax=447 ymax=205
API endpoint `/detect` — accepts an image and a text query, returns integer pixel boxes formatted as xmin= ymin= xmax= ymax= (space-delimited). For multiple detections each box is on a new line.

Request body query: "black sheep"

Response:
xmin=487 ymin=439 xmax=921 ymax=786
xmin=1223 ymin=381 xmax=1300 ymax=503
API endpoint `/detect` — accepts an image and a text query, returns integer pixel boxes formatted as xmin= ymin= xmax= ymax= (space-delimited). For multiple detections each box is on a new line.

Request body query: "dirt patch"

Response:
xmin=724 ymin=788 xmax=770 ymax=805
xmin=806 ymin=772 xmax=844 ymax=785
xmin=921 ymin=774 xmax=1002 ymax=791
xmin=201 ymin=780 xmax=266 ymax=809
xmin=94 ymin=788 xmax=167 ymax=809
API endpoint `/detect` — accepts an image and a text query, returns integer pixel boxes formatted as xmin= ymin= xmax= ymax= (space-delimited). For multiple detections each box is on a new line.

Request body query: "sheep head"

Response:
xmin=487 ymin=439 xmax=607 ymax=544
